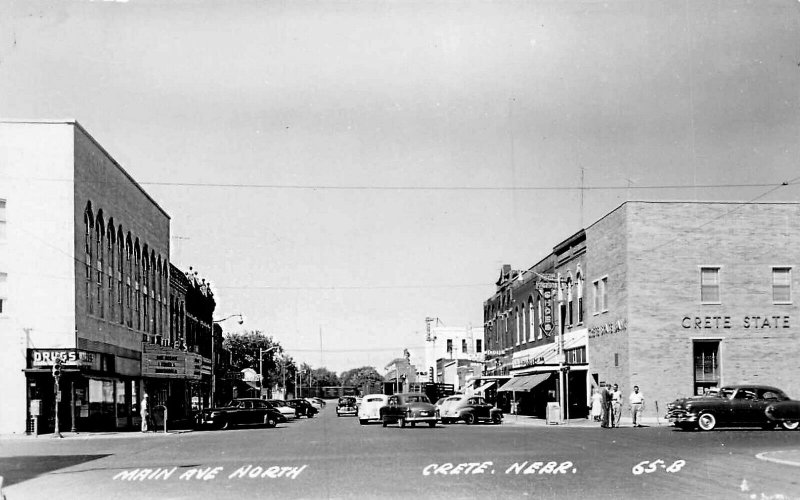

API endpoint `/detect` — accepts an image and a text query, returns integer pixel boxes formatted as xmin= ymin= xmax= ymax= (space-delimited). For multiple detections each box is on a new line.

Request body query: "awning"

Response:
xmin=498 ymin=373 xmax=550 ymax=392
xmin=497 ymin=378 xmax=523 ymax=392
xmin=514 ymin=373 xmax=551 ymax=391
xmin=473 ymin=381 xmax=496 ymax=394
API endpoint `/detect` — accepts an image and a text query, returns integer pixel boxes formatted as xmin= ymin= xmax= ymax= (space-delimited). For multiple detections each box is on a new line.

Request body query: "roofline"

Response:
xmin=585 ymin=200 xmax=800 ymax=234
xmin=1 ymin=119 xmax=171 ymax=220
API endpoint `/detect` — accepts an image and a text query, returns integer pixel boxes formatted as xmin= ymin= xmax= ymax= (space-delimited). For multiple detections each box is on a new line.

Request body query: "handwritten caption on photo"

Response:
xmin=113 ymin=464 xmax=307 ymax=482
xmin=422 ymin=459 xmax=688 ymax=476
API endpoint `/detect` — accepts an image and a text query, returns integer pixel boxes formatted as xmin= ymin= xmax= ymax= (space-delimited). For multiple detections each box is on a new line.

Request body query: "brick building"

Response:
xmin=483 ymin=201 xmax=800 ymax=422
xmin=0 ymin=120 xmax=217 ymax=434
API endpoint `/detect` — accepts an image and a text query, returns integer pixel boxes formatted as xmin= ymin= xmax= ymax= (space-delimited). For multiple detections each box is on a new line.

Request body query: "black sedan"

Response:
xmin=194 ymin=398 xmax=287 ymax=430
xmin=666 ymin=385 xmax=794 ymax=431
xmin=765 ymin=399 xmax=800 ymax=430
xmin=287 ymin=399 xmax=319 ymax=418
xmin=379 ymin=393 xmax=438 ymax=428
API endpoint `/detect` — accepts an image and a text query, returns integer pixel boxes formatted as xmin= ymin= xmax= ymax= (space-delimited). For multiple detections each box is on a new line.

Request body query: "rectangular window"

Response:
xmin=0 ymin=298 xmax=4 ymax=314
xmin=772 ymin=267 xmax=792 ymax=304
xmin=593 ymin=277 xmax=608 ymax=313
xmin=700 ymin=267 xmax=720 ymax=303
xmin=578 ymin=297 xmax=584 ymax=323
xmin=476 ymin=339 xmax=482 ymax=353
xmin=462 ymin=339 xmax=467 ymax=354
xmin=446 ymin=339 xmax=453 ymax=354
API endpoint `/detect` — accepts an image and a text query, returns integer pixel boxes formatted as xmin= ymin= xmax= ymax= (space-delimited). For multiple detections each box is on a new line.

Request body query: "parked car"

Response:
xmin=305 ymin=398 xmax=325 ymax=410
xmin=358 ymin=394 xmax=389 ymax=425
xmin=380 ymin=393 xmax=438 ymax=428
xmin=287 ymin=398 xmax=318 ymax=418
xmin=765 ymin=399 xmax=800 ymax=430
xmin=337 ymin=396 xmax=358 ymax=417
xmin=266 ymin=399 xmax=297 ymax=420
xmin=194 ymin=398 xmax=286 ymax=430
xmin=665 ymin=385 xmax=795 ymax=431
xmin=440 ymin=395 xmax=503 ymax=425
xmin=435 ymin=395 xmax=461 ymax=420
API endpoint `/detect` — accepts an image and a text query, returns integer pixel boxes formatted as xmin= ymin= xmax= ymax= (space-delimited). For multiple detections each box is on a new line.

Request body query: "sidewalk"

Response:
xmin=0 ymin=428 xmax=194 ymax=440
xmin=503 ymin=415 xmax=664 ymax=428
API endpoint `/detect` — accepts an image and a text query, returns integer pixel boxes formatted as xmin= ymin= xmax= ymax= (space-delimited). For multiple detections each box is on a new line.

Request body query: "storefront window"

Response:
xmin=88 ymin=379 xmax=115 ymax=429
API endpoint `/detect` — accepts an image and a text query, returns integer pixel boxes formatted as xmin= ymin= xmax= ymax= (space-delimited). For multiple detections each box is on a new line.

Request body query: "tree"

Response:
xmin=340 ymin=366 xmax=384 ymax=394
xmin=223 ymin=331 xmax=284 ymax=396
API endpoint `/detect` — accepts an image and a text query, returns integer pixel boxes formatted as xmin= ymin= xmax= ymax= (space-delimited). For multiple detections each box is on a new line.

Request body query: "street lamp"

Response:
xmin=211 ymin=313 xmax=244 ymax=406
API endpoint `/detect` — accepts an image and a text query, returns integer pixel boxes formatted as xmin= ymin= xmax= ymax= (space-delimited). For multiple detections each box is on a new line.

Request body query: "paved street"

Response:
xmin=2 ymin=407 xmax=799 ymax=500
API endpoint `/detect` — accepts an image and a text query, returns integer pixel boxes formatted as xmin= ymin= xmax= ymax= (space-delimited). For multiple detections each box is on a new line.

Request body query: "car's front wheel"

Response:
xmin=781 ymin=420 xmax=799 ymax=431
xmin=398 ymin=417 xmax=406 ymax=428
xmin=264 ymin=415 xmax=277 ymax=428
xmin=464 ymin=413 xmax=476 ymax=425
xmin=381 ymin=417 xmax=388 ymax=427
xmin=428 ymin=421 xmax=436 ymax=428
xmin=359 ymin=419 xmax=366 ymax=425
xmin=492 ymin=413 xmax=502 ymax=425
xmin=697 ymin=412 xmax=717 ymax=431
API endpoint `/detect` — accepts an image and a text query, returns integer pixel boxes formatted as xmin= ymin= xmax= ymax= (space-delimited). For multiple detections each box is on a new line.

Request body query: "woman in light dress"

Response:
xmin=590 ymin=388 xmax=602 ymax=422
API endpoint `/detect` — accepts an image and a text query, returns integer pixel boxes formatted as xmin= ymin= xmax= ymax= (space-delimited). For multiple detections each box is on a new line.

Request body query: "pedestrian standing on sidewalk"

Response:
xmin=590 ymin=388 xmax=602 ymax=422
xmin=611 ymin=384 xmax=623 ymax=428
xmin=600 ymin=382 xmax=612 ymax=428
xmin=141 ymin=393 xmax=151 ymax=432
xmin=629 ymin=386 xmax=645 ymax=427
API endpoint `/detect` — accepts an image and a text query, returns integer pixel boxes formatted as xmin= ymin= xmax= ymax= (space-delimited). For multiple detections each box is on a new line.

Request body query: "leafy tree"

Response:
xmin=223 ymin=331 xmax=286 ymax=395
xmin=340 ymin=366 xmax=384 ymax=394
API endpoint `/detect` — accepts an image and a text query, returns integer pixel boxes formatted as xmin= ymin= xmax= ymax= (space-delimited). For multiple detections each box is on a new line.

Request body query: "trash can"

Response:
xmin=546 ymin=402 xmax=561 ymax=425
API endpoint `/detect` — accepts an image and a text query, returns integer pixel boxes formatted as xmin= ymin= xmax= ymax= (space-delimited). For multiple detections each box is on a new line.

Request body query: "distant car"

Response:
xmin=380 ymin=393 xmax=438 ymax=428
xmin=337 ymin=396 xmax=358 ymax=417
xmin=305 ymin=398 xmax=324 ymax=410
xmin=435 ymin=396 xmax=461 ymax=420
xmin=666 ymin=385 xmax=794 ymax=431
xmin=358 ymin=394 xmax=389 ymax=425
xmin=266 ymin=400 xmax=297 ymax=420
xmin=194 ymin=398 xmax=286 ymax=430
xmin=765 ymin=399 xmax=800 ymax=430
xmin=441 ymin=395 xmax=503 ymax=425
xmin=287 ymin=398 xmax=318 ymax=418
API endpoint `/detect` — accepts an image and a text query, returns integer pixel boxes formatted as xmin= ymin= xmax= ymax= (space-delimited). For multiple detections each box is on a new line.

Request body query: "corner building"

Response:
xmin=0 ymin=120 xmax=177 ymax=434
xmin=483 ymin=201 xmax=800 ymax=422
xmin=588 ymin=201 xmax=800 ymax=410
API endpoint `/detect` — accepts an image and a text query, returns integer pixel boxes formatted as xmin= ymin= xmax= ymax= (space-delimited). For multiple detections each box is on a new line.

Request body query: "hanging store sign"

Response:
xmin=540 ymin=289 xmax=553 ymax=336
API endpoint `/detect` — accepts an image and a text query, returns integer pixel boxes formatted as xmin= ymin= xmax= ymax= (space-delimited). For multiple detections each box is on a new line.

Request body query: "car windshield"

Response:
xmin=366 ymin=397 xmax=384 ymax=403
xmin=405 ymin=395 xmax=429 ymax=403
xmin=339 ymin=398 xmax=355 ymax=404
xmin=718 ymin=388 xmax=736 ymax=399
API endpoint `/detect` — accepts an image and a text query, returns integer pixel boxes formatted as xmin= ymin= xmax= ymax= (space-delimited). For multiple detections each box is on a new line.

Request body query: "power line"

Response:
xmin=3 ymin=175 xmax=792 ymax=192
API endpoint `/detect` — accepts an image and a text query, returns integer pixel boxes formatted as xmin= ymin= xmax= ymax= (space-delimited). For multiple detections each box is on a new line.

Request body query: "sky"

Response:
xmin=2 ymin=0 xmax=799 ymax=374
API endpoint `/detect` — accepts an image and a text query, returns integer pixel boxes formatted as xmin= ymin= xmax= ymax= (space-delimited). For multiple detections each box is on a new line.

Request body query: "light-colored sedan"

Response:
xmin=305 ymin=398 xmax=324 ymax=411
xmin=358 ymin=394 xmax=389 ymax=425
xmin=266 ymin=399 xmax=297 ymax=420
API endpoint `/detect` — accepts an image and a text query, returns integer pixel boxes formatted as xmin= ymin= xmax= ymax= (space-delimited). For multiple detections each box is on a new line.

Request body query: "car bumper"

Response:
xmin=337 ymin=408 xmax=358 ymax=415
xmin=666 ymin=410 xmax=697 ymax=423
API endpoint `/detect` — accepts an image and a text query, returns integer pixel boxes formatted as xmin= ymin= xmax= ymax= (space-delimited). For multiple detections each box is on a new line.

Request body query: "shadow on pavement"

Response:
xmin=0 ymin=455 xmax=109 ymax=487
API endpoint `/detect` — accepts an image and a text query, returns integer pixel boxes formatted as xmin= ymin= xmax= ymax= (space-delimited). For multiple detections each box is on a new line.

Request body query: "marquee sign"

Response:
xmin=540 ymin=289 xmax=553 ymax=336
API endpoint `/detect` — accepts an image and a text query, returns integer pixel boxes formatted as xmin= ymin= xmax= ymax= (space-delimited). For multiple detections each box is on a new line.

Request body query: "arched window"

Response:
xmin=126 ymin=234 xmax=133 ymax=327
xmin=134 ymin=241 xmax=141 ymax=331
xmin=95 ymin=213 xmax=104 ymax=318
xmin=515 ymin=306 xmax=521 ymax=345
xmin=151 ymin=252 xmax=157 ymax=337
xmin=84 ymin=205 xmax=94 ymax=314
xmin=567 ymin=275 xmax=573 ymax=326
xmin=528 ymin=297 xmax=535 ymax=343
xmin=576 ymin=269 xmax=584 ymax=324
xmin=107 ymin=221 xmax=115 ymax=319
xmin=117 ymin=227 xmax=124 ymax=324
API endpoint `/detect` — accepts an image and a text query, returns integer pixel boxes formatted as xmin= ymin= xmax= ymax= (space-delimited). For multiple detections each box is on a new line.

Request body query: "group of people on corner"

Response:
xmin=590 ymin=382 xmax=645 ymax=428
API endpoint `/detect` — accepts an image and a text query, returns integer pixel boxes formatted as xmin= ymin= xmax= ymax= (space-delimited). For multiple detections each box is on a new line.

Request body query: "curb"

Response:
xmin=0 ymin=429 xmax=194 ymax=440
xmin=755 ymin=450 xmax=800 ymax=467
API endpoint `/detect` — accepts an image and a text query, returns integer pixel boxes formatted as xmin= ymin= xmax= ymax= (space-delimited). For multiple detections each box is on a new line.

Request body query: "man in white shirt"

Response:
xmin=629 ymin=386 xmax=645 ymax=427
xmin=611 ymin=384 xmax=623 ymax=428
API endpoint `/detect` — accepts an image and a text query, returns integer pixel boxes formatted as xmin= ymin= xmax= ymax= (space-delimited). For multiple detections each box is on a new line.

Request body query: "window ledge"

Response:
xmin=773 ymin=301 xmax=792 ymax=305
